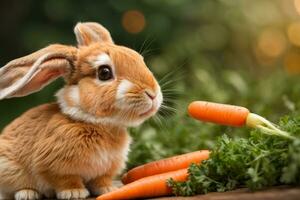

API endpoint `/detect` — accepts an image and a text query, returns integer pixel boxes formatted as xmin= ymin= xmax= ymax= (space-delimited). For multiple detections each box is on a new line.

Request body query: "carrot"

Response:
xmin=121 ymin=150 xmax=209 ymax=184
xmin=188 ymin=101 xmax=295 ymax=139
xmin=97 ymin=169 xmax=188 ymax=200
xmin=188 ymin=101 xmax=250 ymax=127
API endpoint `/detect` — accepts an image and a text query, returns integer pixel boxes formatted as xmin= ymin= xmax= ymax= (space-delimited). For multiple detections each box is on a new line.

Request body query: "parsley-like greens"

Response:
xmin=168 ymin=114 xmax=300 ymax=196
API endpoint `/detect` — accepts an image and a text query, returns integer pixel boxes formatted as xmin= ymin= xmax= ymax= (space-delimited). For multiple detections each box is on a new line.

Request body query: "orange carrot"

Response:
xmin=97 ymin=169 xmax=188 ymax=200
xmin=188 ymin=101 xmax=250 ymax=127
xmin=122 ymin=150 xmax=209 ymax=184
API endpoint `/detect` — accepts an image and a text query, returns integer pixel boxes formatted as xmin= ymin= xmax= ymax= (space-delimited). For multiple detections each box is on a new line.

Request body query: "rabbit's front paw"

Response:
xmin=15 ymin=189 xmax=40 ymax=200
xmin=56 ymin=188 xmax=89 ymax=199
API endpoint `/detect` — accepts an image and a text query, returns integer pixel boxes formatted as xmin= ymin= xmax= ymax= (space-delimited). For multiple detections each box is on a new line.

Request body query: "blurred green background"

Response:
xmin=0 ymin=0 xmax=299 ymax=169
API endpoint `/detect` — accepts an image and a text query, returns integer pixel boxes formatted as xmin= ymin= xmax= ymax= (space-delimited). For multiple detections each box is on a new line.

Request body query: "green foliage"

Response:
xmin=167 ymin=114 xmax=300 ymax=196
xmin=126 ymin=115 xmax=222 ymax=169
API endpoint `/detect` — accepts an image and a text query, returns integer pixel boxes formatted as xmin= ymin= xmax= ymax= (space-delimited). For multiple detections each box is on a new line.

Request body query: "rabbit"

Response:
xmin=0 ymin=22 xmax=163 ymax=200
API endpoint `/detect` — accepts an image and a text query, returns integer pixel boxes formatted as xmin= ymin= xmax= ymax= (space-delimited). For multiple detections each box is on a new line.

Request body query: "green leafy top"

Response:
xmin=168 ymin=114 xmax=300 ymax=196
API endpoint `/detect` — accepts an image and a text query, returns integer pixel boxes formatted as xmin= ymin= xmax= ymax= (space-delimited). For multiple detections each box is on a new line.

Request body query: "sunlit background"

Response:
xmin=0 ymin=0 xmax=299 ymax=168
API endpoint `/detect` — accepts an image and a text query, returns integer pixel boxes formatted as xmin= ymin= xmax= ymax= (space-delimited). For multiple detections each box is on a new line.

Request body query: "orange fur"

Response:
xmin=0 ymin=22 xmax=162 ymax=199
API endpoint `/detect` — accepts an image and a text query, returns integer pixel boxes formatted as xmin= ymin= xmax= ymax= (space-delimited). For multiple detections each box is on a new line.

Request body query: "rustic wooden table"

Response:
xmin=84 ymin=186 xmax=300 ymax=200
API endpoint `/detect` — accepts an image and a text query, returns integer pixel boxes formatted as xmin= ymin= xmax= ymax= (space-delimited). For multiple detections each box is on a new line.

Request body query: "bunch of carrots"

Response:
xmin=97 ymin=101 xmax=290 ymax=200
xmin=97 ymin=150 xmax=210 ymax=200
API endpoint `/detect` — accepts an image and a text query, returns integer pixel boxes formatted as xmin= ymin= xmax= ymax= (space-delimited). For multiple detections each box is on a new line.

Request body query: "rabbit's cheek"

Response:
xmin=115 ymin=79 xmax=134 ymax=109
xmin=116 ymin=80 xmax=134 ymax=99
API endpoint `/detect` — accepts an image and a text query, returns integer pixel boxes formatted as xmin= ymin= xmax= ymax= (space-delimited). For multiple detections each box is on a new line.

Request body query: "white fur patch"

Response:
xmin=56 ymin=88 xmax=125 ymax=126
xmin=68 ymin=85 xmax=80 ymax=105
xmin=93 ymin=53 xmax=112 ymax=67
xmin=63 ymin=104 xmax=119 ymax=125
xmin=56 ymin=188 xmax=89 ymax=199
xmin=15 ymin=189 xmax=40 ymax=200
xmin=116 ymin=79 xmax=133 ymax=100
xmin=155 ymin=85 xmax=163 ymax=110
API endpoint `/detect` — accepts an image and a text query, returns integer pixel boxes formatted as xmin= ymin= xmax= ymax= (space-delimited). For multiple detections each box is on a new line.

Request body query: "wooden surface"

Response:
xmin=84 ymin=186 xmax=300 ymax=200
xmin=149 ymin=186 xmax=300 ymax=200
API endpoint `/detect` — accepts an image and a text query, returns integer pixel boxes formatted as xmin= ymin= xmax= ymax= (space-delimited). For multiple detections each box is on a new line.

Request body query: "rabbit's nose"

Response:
xmin=145 ymin=89 xmax=156 ymax=100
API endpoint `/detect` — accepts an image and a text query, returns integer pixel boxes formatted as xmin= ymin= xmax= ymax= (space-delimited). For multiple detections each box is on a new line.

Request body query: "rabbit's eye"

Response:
xmin=98 ymin=65 xmax=113 ymax=81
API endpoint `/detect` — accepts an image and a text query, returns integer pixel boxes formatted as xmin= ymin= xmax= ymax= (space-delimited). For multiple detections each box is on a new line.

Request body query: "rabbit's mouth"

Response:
xmin=139 ymin=106 xmax=156 ymax=117
xmin=138 ymin=88 xmax=163 ymax=118
xmin=138 ymin=90 xmax=162 ymax=117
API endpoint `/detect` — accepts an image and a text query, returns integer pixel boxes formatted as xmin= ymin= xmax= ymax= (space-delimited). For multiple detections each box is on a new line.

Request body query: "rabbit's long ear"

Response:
xmin=0 ymin=44 xmax=77 ymax=99
xmin=74 ymin=22 xmax=114 ymax=46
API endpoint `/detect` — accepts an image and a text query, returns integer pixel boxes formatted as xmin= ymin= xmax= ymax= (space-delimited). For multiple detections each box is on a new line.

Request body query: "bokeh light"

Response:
xmin=255 ymin=28 xmax=286 ymax=63
xmin=294 ymin=0 xmax=300 ymax=15
xmin=284 ymin=50 xmax=300 ymax=74
xmin=122 ymin=10 xmax=146 ymax=34
xmin=287 ymin=22 xmax=300 ymax=46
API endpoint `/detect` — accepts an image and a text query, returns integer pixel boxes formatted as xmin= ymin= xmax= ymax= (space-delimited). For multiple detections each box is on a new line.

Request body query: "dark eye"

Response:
xmin=98 ymin=65 xmax=113 ymax=81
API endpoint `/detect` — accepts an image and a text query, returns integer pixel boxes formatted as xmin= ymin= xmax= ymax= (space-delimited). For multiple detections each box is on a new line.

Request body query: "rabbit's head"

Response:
xmin=0 ymin=22 xmax=162 ymax=127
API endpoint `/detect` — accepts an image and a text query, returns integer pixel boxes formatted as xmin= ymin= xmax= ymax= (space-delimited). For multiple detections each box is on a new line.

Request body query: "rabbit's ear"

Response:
xmin=74 ymin=22 xmax=114 ymax=46
xmin=0 ymin=44 xmax=77 ymax=99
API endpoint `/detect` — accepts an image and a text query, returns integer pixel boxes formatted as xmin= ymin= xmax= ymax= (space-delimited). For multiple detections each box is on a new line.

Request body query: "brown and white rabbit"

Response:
xmin=0 ymin=22 xmax=162 ymax=200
